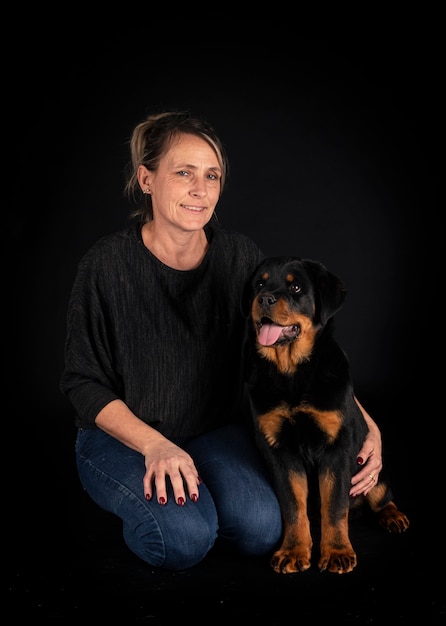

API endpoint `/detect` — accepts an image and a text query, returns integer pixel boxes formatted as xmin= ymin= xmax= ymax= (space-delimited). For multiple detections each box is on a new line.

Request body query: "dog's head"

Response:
xmin=242 ymin=256 xmax=347 ymax=369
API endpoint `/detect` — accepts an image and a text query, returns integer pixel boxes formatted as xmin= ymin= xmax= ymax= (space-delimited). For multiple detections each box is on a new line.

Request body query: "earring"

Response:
xmin=143 ymin=188 xmax=151 ymax=195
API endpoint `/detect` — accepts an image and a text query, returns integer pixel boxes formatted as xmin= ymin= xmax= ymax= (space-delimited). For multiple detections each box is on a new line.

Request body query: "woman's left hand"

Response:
xmin=349 ymin=397 xmax=383 ymax=497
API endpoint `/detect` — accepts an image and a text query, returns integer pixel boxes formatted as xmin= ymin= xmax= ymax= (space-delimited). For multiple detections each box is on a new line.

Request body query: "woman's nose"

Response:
xmin=189 ymin=178 xmax=207 ymax=196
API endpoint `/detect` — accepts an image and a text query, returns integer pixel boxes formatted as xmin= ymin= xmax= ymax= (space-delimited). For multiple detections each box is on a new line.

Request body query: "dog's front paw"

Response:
xmin=318 ymin=548 xmax=357 ymax=574
xmin=271 ymin=548 xmax=311 ymax=574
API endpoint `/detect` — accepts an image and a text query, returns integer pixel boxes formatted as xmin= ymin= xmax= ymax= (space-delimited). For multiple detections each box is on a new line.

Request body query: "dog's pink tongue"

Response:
xmin=258 ymin=323 xmax=284 ymax=346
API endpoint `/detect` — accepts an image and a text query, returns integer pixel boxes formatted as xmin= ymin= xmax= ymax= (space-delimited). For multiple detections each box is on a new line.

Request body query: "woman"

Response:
xmin=60 ymin=110 xmax=382 ymax=570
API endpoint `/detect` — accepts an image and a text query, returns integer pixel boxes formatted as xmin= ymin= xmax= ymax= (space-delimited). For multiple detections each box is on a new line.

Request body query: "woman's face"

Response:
xmin=145 ymin=133 xmax=222 ymax=232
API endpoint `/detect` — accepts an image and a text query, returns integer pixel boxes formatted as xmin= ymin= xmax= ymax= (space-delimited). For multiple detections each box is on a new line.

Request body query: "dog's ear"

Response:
xmin=302 ymin=259 xmax=347 ymax=325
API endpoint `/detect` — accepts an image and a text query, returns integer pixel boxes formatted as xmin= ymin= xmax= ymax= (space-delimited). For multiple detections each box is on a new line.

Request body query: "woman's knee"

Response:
xmin=123 ymin=511 xmax=218 ymax=570
xmin=219 ymin=500 xmax=282 ymax=556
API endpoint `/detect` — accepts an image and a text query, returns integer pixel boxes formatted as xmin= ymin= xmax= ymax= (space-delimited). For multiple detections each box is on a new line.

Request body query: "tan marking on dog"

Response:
xmin=252 ymin=300 xmax=311 ymax=329
xmin=318 ymin=470 xmax=356 ymax=573
xmin=366 ymin=482 xmax=388 ymax=510
xmin=366 ymin=486 xmax=409 ymax=531
xmin=257 ymin=404 xmax=292 ymax=448
xmin=271 ymin=471 xmax=312 ymax=573
xmin=251 ymin=300 xmax=318 ymax=374
xmin=375 ymin=502 xmax=410 ymax=533
xmin=295 ymin=406 xmax=343 ymax=443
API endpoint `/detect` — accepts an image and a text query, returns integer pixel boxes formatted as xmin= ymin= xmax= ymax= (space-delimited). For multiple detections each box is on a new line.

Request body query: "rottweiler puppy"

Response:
xmin=242 ymin=256 xmax=409 ymax=575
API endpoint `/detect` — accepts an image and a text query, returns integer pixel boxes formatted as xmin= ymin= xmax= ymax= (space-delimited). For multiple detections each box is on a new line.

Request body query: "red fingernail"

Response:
xmin=191 ymin=493 xmax=198 ymax=502
xmin=145 ymin=493 xmax=151 ymax=501
xmin=158 ymin=497 xmax=166 ymax=505
xmin=177 ymin=497 xmax=185 ymax=506
xmin=357 ymin=457 xmax=364 ymax=465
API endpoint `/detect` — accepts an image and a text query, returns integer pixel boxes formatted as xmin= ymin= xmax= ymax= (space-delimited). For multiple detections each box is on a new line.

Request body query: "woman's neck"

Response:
xmin=141 ymin=222 xmax=209 ymax=270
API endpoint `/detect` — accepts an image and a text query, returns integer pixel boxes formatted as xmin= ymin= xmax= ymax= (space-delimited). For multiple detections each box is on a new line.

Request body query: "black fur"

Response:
xmin=243 ymin=256 xmax=409 ymax=574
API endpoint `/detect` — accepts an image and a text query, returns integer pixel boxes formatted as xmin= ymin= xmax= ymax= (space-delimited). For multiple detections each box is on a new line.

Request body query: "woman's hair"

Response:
xmin=124 ymin=110 xmax=229 ymax=222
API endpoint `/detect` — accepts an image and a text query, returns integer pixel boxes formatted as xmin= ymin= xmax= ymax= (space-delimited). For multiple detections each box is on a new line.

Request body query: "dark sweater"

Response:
xmin=60 ymin=221 xmax=264 ymax=438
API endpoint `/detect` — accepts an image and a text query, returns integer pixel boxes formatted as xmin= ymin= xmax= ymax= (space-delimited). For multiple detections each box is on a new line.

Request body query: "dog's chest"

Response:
xmin=253 ymin=399 xmax=344 ymax=452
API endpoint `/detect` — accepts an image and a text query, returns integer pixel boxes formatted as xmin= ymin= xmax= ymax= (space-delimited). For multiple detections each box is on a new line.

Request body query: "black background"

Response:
xmin=8 ymin=25 xmax=442 ymax=620
xmin=14 ymin=31 xmax=438 ymax=444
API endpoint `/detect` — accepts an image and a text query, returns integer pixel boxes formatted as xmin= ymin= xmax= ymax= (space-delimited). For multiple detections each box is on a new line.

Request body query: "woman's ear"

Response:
xmin=137 ymin=165 xmax=153 ymax=192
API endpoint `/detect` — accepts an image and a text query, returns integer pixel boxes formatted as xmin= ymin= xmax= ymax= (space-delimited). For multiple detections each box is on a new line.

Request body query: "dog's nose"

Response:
xmin=258 ymin=294 xmax=277 ymax=307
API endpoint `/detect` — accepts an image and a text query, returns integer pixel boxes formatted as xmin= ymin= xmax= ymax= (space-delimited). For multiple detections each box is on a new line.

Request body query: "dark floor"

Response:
xmin=6 ymin=399 xmax=443 ymax=624
xmin=7 ymin=466 xmax=443 ymax=624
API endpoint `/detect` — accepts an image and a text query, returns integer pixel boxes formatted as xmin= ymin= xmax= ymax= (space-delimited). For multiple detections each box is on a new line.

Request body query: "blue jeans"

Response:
xmin=76 ymin=423 xmax=282 ymax=570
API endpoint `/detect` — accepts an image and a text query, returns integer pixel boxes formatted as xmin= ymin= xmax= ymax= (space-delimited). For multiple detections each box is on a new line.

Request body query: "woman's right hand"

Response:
xmin=143 ymin=437 xmax=201 ymax=506
xmin=95 ymin=399 xmax=201 ymax=506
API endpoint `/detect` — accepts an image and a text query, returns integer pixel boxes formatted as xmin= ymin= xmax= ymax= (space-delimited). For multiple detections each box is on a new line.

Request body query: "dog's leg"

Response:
xmin=318 ymin=471 xmax=357 ymax=574
xmin=255 ymin=408 xmax=314 ymax=573
xmin=270 ymin=470 xmax=313 ymax=574
xmin=366 ymin=483 xmax=410 ymax=533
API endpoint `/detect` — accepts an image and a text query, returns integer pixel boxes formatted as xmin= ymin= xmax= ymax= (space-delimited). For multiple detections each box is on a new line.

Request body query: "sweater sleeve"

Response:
xmin=60 ymin=240 xmax=123 ymax=427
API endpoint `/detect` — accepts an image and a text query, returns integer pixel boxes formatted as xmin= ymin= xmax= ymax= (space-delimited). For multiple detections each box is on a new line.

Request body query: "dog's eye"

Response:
xmin=289 ymin=283 xmax=301 ymax=294
xmin=255 ymin=280 xmax=265 ymax=289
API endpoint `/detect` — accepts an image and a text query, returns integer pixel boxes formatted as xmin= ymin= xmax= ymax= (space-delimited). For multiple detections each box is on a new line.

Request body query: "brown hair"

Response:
xmin=124 ymin=110 xmax=229 ymax=222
